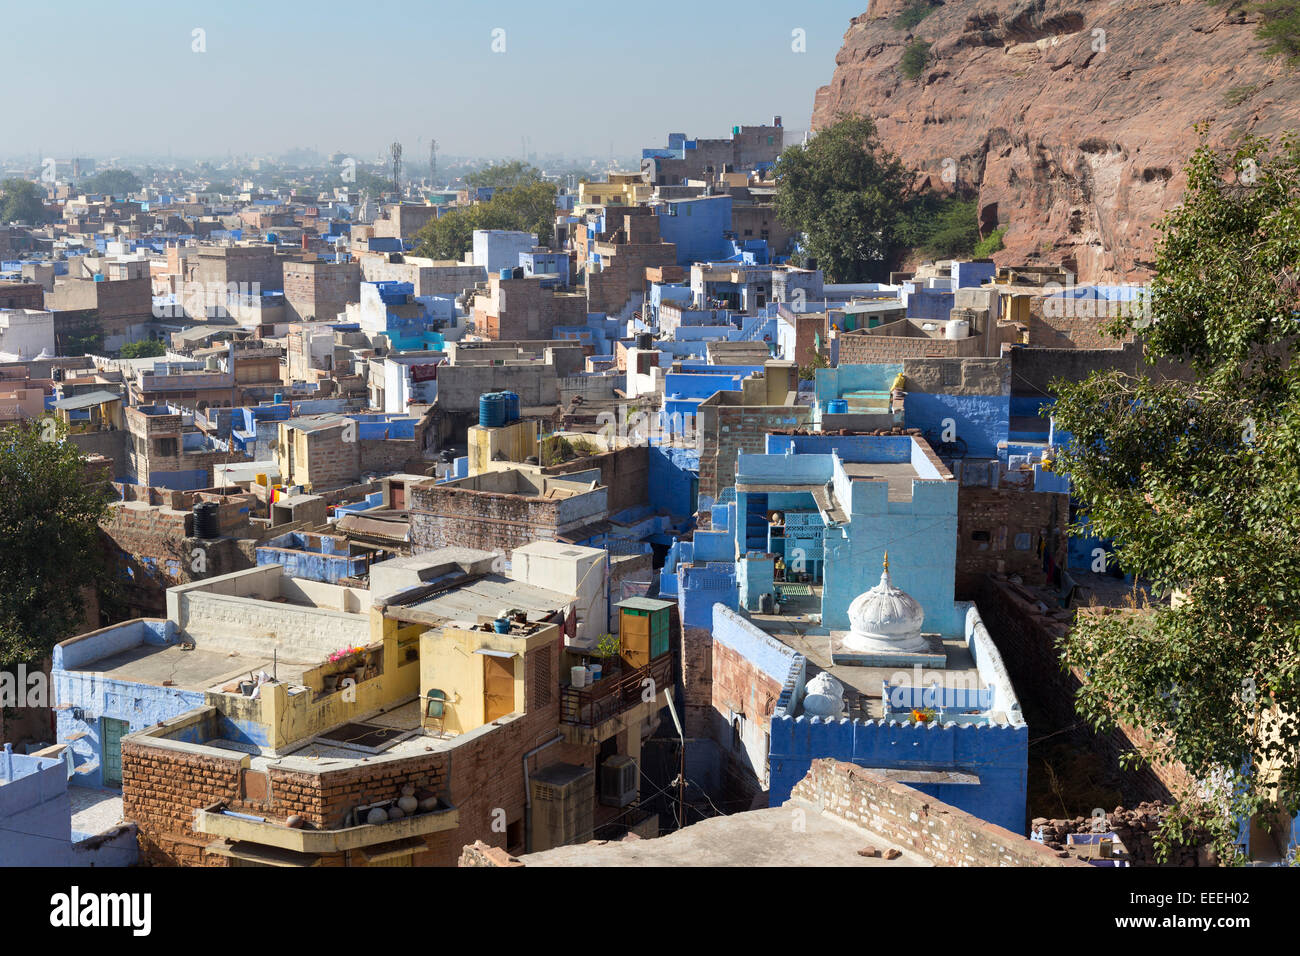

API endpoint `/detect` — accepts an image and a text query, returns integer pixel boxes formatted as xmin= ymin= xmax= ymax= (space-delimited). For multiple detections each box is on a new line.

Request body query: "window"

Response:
xmin=533 ymin=648 xmax=551 ymax=708
xmin=942 ymin=363 xmax=960 ymax=386
xmin=154 ymin=437 xmax=178 ymax=457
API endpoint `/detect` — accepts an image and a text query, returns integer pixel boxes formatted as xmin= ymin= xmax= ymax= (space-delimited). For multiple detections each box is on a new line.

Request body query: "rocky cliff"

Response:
xmin=812 ymin=0 xmax=1300 ymax=282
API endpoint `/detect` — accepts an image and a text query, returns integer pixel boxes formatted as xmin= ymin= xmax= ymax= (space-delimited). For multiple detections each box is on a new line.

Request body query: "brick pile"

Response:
xmin=1032 ymin=802 xmax=1214 ymax=866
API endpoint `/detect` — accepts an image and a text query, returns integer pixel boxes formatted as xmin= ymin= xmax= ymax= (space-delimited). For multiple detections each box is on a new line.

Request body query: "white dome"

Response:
xmin=842 ymin=555 xmax=928 ymax=654
xmin=802 ymin=671 xmax=844 ymax=719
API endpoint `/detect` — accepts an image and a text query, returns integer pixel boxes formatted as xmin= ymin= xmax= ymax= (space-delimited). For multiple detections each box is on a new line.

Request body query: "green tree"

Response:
xmin=0 ymin=419 xmax=112 ymax=667
xmin=900 ymin=38 xmax=932 ymax=79
xmin=409 ymin=178 xmax=557 ymax=262
xmin=81 ymin=168 xmax=142 ymax=197
xmin=1050 ymin=131 xmax=1300 ymax=863
xmin=894 ymin=196 xmax=982 ymax=260
xmin=773 ymin=115 xmax=912 ymax=282
xmin=464 ymin=161 xmax=544 ymax=189
xmin=894 ymin=0 xmax=940 ymax=31
xmin=119 ymin=339 xmax=166 ymax=359
xmin=0 ymin=178 xmax=50 ymax=224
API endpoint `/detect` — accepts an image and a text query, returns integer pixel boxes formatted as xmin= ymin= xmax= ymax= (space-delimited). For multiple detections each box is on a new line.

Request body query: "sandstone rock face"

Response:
xmin=812 ymin=0 xmax=1300 ymax=282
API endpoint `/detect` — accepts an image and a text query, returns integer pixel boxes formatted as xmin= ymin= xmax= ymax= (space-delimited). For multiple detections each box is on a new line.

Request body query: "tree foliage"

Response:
xmin=464 ymin=161 xmax=544 ymax=189
xmin=900 ymin=38 xmax=932 ymax=79
xmin=409 ymin=179 xmax=557 ymax=262
xmin=0 ymin=419 xmax=112 ymax=667
xmin=0 ymin=178 xmax=50 ymax=224
xmin=894 ymin=0 xmax=940 ymax=31
xmin=773 ymin=115 xmax=912 ymax=282
xmin=81 ymin=168 xmax=142 ymax=197
xmin=1050 ymin=131 xmax=1300 ymax=862
xmin=119 ymin=339 xmax=165 ymax=359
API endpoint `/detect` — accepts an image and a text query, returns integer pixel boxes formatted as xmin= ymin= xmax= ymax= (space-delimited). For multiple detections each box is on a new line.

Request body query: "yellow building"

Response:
xmin=52 ymin=389 xmax=125 ymax=433
xmin=418 ymin=618 xmax=560 ymax=735
xmin=466 ymin=418 xmax=539 ymax=476
xmin=577 ymin=172 xmax=652 ymax=208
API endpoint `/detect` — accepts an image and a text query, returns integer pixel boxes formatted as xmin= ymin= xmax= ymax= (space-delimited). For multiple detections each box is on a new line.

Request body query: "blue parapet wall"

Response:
xmin=52 ymin=620 xmax=207 ymax=789
xmin=903 ymin=392 xmax=1009 ymax=459
xmin=767 ymin=604 xmax=1027 ymax=833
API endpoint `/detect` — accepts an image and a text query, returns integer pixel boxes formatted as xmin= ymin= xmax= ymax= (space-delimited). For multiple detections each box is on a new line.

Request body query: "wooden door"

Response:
xmin=101 ymin=717 xmax=129 ymax=788
xmin=483 ymin=655 xmax=515 ymax=722
xmin=621 ymin=610 xmax=649 ymax=669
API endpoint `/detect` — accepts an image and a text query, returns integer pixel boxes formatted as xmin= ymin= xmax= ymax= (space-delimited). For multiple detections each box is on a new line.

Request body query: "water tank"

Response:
xmin=637 ymin=332 xmax=653 ymax=350
xmin=273 ymin=392 xmax=283 ymax=403
xmin=945 ymin=319 xmax=970 ymax=340
xmin=826 ymin=399 xmax=849 ymax=415
xmin=500 ymin=391 xmax=520 ymax=423
xmin=478 ymin=392 xmax=506 ymax=428
xmin=499 ymin=267 xmax=511 ymax=279
xmin=192 ymin=502 xmax=220 ymax=540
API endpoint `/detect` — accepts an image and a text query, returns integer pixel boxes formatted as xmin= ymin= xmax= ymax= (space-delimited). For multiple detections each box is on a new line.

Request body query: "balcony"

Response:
xmin=195 ymin=798 xmax=459 ymax=855
xmin=560 ymin=655 xmax=672 ymax=731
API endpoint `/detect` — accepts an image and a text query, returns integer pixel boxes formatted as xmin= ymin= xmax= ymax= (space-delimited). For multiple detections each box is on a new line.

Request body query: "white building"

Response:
xmin=0 ymin=309 xmax=56 ymax=361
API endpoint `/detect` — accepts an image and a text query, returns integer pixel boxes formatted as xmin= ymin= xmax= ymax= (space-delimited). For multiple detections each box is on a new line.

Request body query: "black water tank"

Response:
xmin=192 ymin=502 xmax=220 ymax=540
xmin=637 ymin=332 xmax=653 ymax=350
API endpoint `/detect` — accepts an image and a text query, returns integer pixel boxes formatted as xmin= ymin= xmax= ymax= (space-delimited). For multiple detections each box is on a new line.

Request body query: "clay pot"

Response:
xmin=387 ymin=806 xmax=405 ymax=820
xmin=418 ymin=796 xmax=440 ymax=812
xmin=366 ymin=807 xmax=387 ymax=825
xmin=286 ymin=814 xmax=305 ymax=829
xmin=397 ymin=794 xmax=418 ymax=814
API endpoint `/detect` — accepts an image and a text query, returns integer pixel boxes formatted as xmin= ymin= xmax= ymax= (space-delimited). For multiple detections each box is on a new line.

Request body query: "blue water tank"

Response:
xmin=499 ymin=267 xmax=512 ymax=279
xmin=479 ymin=392 xmax=506 ymax=428
xmin=273 ymin=393 xmax=283 ymax=403
xmin=501 ymin=391 xmax=520 ymax=423
xmin=827 ymin=399 xmax=849 ymax=415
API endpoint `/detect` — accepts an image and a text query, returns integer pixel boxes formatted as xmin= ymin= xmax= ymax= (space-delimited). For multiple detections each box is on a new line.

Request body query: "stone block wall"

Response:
xmin=791 ymin=759 xmax=1087 ymax=867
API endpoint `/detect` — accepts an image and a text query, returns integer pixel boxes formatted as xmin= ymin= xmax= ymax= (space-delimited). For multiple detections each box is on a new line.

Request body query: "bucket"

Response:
xmin=826 ymin=399 xmax=849 ymax=415
xmin=492 ymin=618 xmax=510 ymax=634
xmin=589 ymin=663 xmax=602 ymax=682
xmin=570 ymin=665 xmax=587 ymax=688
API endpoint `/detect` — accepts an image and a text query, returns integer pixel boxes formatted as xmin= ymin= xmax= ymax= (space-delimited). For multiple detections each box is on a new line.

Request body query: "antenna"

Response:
xmin=429 ymin=138 xmax=438 ymax=185
xmin=389 ymin=141 xmax=402 ymax=193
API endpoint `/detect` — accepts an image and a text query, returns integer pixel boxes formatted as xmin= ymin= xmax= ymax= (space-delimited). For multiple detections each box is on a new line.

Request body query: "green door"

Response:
xmin=101 ymin=717 xmax=130 ymax=788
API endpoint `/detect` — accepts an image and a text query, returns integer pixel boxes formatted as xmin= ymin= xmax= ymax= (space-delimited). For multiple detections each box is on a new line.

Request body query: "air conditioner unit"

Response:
xmin=599 ymin=755 xmax=639 ymax=808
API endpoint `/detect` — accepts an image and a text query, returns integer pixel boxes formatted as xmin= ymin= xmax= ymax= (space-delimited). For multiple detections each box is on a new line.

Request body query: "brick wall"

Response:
xmin=1024 ymin=295 xmax=1137 ymax=350
xmin=698 ymin=404 xmax=812 ymax=501
xmin=544 ymin=444 xmax=649 ymax=515
xmin=681 ymin=624 xmax=714 ymax=739
xmin=122 ymin=735 xmax=244 ymax=867
xmin=954 ymin=484 xmax=1067 ymax=597
xmin=791 ymin=759 xmax=1088 ymax=867
xmin=837 ymin=329 xmax=984 ymax=365
xmin=976 ymin=576 xmax=1194 ymax=804
xmin=409 ymin=482 xmax=562 ymax=554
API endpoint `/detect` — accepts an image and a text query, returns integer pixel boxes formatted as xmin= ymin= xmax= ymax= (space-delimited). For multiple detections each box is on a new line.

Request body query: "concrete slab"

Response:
xmin=519 ymin=798 xmax=930 ymax=867
xmin=69 ymin=787 xmax=124 ymax=836
xmin=67 ymin=642 xmax=313 ymax=692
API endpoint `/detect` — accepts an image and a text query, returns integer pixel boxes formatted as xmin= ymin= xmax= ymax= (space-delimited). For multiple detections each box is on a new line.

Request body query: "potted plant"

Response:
xmin=909 ymin=707 xmax=938 ymax=725
xmin=590 ymin=633 xmax=621 ymax=681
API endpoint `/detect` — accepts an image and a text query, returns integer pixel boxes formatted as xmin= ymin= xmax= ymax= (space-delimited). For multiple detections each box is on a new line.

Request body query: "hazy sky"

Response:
xmin=3 ymin=0 xmax=868 ymax=162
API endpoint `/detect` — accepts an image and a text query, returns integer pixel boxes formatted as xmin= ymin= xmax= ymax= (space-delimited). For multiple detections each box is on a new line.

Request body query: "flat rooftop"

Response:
xmin=839 ymin=461 xmax=919 ymax=502
xmin=748 ymin=587 xmax=997 ymax=721
xmin=520 ymin=798 xmax=929 ymax=867
xmin=64 ymin=641 xmax=314 ymax=693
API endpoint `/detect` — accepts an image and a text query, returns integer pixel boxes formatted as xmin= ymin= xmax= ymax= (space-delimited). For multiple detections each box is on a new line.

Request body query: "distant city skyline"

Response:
xmin=1 ymin=0 xmax=866 ymax=162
